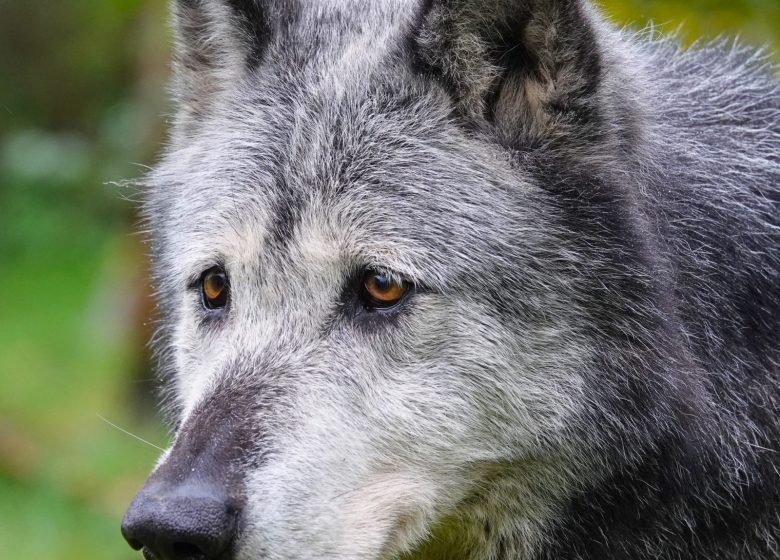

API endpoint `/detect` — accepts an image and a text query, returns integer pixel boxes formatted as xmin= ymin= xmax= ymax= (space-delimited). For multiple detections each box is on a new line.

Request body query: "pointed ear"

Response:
xmin=413 ymin=0 xmax=606 ymax=142
xmin=171 ymin=0 xmax=269 ymax=117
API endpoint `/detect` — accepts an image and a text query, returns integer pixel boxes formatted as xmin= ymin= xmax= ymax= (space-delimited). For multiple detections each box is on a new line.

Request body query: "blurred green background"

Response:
xmin=0 ymin=1 xmax=777 ymax=559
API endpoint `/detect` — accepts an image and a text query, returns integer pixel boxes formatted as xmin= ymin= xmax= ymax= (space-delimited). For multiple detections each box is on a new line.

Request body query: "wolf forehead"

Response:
xmin=147 ymin=6 xmax=555 ymax=282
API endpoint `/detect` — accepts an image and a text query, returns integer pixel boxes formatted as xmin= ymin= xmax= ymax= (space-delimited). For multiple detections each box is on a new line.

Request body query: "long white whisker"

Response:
xmin=97 ymin=414 xmax=166 ymax=452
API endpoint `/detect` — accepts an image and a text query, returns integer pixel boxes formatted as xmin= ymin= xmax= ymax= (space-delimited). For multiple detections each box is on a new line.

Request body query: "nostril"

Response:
xmin=121 ymin=486 xmax=239 ymax=560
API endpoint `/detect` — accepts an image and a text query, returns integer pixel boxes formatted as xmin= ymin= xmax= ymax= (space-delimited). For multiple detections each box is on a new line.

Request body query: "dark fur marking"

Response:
xmin=403 ymin=0 xmax=437 ymax=74
xmin=265 ymin=173 xmax=307 ymax=252
xmin=226 ymin=0 xmax=271 ymax=67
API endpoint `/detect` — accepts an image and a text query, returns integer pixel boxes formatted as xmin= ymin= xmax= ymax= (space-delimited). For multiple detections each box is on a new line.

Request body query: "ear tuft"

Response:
xmin=413 ymin=0 xmax=604 ymax=140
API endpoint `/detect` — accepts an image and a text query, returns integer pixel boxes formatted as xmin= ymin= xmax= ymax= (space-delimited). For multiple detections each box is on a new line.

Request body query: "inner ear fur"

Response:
xmin=413 ymin=0 xmax=604 ymax=140
xmin=172 ymin=0 xmax=269 ymax=117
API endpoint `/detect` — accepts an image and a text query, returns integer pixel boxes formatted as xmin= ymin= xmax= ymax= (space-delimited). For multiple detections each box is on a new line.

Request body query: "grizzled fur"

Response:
xmin=126 ymin=0 xmax=779 ymax=559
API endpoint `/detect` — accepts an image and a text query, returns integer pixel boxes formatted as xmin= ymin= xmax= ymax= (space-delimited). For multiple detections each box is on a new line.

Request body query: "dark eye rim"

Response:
xmin=358 ymin=269 xmax=413 ymax=311
xmin=199 ymin=266 xmax=230 ymax=311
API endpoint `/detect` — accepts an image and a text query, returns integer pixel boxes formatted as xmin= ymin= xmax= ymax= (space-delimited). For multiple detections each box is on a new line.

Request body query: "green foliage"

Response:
xmin=0 ymin=2 xmax=776 ymax=559
xmin=0 ymin=2 xmax=170 ymax=558
xmin=601 ymin=0 xmax=780 ymax=48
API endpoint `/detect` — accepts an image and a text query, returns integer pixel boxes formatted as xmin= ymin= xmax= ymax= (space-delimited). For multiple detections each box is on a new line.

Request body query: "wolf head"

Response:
xmin=122 ymin=1 xmax=690 ymax=559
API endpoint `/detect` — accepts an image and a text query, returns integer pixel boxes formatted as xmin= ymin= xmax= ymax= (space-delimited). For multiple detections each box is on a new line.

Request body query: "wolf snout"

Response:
xmin=121 ymin=480 xmax=240 ymax=560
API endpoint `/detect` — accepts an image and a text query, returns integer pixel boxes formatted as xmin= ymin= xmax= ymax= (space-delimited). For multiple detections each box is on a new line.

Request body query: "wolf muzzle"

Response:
xmin=121 ymin=387 xmax=255 ymax=560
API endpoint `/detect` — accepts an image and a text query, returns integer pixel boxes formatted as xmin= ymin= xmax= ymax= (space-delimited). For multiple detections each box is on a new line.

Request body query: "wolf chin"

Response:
xmin=120 ymin=1 xmax=780 ymax=559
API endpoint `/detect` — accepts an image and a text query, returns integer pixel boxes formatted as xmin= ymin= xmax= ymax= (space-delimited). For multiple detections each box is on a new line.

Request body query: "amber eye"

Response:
xmin=201 ymin=267 xmax=229 ymax=310
xmin=361 ymin=271 xmax=409 ymax=309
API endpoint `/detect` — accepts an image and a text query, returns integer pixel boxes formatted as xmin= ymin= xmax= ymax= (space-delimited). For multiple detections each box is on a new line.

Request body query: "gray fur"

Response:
xmin=128 ymin=1 xmax=780 ymax=558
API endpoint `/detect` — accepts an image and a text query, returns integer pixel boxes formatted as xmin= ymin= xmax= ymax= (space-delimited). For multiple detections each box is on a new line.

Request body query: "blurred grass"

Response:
xmin=0 ymin=2 xmax=170 ymax=558
xmin=0 ymin=1 xmax=777 ymax=559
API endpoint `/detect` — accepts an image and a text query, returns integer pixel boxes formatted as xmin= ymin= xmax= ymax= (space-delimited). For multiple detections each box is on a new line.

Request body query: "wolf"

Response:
xmin=120 ymin=0 xmax=780 ymax=559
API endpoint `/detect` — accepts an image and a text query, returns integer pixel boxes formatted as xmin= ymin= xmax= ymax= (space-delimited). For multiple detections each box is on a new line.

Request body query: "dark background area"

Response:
xmin=0 ymin=1 xmax=778 ymax=558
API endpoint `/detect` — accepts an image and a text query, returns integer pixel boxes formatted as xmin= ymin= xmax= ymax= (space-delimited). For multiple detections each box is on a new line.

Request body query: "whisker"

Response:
xmin=97 ymin=414 xmax=167 ymax=452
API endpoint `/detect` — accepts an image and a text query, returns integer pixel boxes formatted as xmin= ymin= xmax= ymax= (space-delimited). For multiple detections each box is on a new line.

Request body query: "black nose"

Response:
xmin=121 ymin=481 xmax=239 ymax=560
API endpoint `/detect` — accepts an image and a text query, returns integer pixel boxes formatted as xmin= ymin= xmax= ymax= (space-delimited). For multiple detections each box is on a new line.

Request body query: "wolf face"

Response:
xmin=122 ymin=1 xmax=780 ymax=559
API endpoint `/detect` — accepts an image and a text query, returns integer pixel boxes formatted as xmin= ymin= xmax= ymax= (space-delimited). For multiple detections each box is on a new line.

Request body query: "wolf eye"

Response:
xmin=200 ymin=267 xmax=229 ymax=310
xmin=361 ymin=271 xmax=409 ymax=309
